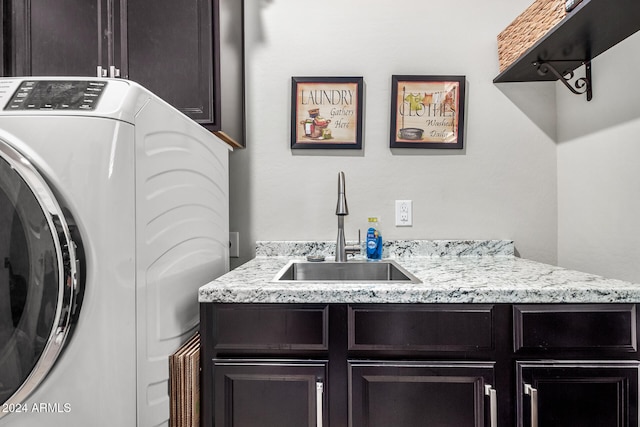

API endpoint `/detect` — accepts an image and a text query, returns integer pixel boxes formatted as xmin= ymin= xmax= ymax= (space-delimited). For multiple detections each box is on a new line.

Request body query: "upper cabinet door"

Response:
xmin=8 ymin=0 xmax=103 ymax=76
xmin=125 ymin=0 xmax=220 ymax=129
xmin=3 ymin=0 xmax=222 ymax=130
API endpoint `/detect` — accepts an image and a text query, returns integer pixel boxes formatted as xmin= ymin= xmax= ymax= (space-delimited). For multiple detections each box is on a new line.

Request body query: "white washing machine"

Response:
xmin=0 ymin=77 xmax=230 ymax=426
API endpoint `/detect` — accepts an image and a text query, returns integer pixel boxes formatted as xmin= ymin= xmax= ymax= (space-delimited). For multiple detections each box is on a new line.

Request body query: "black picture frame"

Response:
xmin=390 ymin=75 xmax=466 ymax=149
xmin=291 ymin=76 xmax=363 ymax=149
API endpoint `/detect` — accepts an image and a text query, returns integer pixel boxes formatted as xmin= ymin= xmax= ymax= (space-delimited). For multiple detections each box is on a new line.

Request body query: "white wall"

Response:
xmin=557 ymin=31 xmax=640 ymax=282
xmin=231 ymin=0 xmax=559 ymax=267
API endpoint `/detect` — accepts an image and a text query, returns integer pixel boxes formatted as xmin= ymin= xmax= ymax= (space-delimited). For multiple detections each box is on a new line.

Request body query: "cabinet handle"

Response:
xmin=484 ymin=384 xmax=498 ymax=427
xmin=97 ymin=66 xmax=108 ymax=78
xmin=316 ymin=381 xmax=323 ymax=427
xmin=109 ymin=65 xmax=121 ymax=78
xmin=524 ymin=383 xmax=538 ymax=427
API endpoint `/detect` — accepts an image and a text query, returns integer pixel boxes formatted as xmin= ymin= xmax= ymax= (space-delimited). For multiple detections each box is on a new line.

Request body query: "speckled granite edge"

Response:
xmin=255 ymin=239 xmax=514 ymax=258
xmin=200 ymin=239 xmax=640 ymax=304
xmin=199 ymin=255 xmax=640 ymax=304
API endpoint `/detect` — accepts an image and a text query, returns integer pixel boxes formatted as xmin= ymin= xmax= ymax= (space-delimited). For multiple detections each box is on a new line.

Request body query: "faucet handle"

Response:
xmin=345 ymin=245 xmax=361 ymax=256
xmin=345 ymin=229 xmax=362 ymax=257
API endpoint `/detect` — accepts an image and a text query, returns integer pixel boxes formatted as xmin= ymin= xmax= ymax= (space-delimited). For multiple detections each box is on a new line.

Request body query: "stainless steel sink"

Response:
xmin=273 ymin=260 xmax=421 ymax=283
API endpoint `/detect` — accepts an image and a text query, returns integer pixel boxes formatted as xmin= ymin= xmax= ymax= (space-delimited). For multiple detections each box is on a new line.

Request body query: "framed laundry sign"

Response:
xmin=291 ymin=77 xmax=363 ymax=149
xmin=390 ymin=75 xmax=465 ymax=149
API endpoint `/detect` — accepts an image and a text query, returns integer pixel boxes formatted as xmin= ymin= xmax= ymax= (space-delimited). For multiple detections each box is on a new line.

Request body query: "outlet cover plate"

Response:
xmin=395 ymin=200 xmax=412 ymax=227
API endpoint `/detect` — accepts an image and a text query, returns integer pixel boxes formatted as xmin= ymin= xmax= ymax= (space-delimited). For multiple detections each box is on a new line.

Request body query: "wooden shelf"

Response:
xmin=494 ymin=0 xmax=640 ymax=83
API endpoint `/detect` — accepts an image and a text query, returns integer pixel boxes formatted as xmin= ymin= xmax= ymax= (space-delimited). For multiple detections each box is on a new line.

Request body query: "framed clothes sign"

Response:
xmin=291 ymin=77 xmax=363 ymax=149
xmin=390 ymin=75 xmax=466 ymax=149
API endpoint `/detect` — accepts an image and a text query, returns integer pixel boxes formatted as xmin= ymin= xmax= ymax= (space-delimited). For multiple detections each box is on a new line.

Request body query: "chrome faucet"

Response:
xmin=335 ymin=171 xmax=361 ymax=261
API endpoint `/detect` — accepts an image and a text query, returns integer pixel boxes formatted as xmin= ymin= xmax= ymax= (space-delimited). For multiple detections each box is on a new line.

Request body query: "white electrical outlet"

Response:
xmin=229 ymin=232 xmax=239 ymax=258
xmin=395 ymin=200 xmax=413 ymax=226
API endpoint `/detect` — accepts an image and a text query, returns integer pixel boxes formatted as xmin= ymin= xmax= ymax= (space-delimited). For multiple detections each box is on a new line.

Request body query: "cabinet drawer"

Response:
xmin=349 ymin=304 xmax=494 ymax=352
xmin=212 ymin=304 xmax=328 ymax=352
xmin=514 ymin=304 xmax=637 ymax=352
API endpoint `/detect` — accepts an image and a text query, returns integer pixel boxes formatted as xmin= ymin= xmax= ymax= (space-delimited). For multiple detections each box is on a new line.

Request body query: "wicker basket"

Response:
xmin=497 ymin=0 xmax=566 ymax=72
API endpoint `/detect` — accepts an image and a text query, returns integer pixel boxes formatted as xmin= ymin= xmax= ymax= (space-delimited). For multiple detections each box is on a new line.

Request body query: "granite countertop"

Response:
xmin=199 ymin=240 xmax=640 ymax=304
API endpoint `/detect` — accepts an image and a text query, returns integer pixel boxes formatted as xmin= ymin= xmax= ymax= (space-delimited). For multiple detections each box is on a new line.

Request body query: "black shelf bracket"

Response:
xmin=533 ymin=60 xmax=593 ymax=101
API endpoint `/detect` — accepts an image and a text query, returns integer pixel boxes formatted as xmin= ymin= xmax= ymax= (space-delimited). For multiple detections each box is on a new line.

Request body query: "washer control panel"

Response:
xmin=4 ymin=80 xmax=108 ymax=111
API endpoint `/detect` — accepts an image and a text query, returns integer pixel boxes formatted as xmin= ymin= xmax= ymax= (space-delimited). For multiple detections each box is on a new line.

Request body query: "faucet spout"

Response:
xmin=336 ymin=171 xmax=348 ymax=216
xmin=335 ymin=172 xmax=360 ymax=262
xmin=336 ymin=216 xmax=347 ymax=262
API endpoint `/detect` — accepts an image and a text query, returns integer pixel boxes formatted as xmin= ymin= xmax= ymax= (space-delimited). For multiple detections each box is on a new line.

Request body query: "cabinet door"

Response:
xmin=5 ymin=0 xmax=221 ymax=129
xmin=350 ymin=361 xmax=497 ymax=427
xmin=518 ymin=361 xmax=639 ymax=427
xmin=125 ymin=0 xmax=219 ymax=128
xmin=213 ymin=360 xmax=327 ymax=427
xmin=7 ymin=0 xmax=105 ymax=76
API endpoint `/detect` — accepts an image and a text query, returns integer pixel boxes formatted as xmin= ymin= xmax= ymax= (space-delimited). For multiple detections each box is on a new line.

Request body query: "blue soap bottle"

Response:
xmin=366 ymin=217 xmax=383 ymax=260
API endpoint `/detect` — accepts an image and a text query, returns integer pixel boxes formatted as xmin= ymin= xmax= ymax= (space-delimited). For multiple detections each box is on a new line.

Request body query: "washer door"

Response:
xmin=0 ymin=138 xmax=81 ymax=413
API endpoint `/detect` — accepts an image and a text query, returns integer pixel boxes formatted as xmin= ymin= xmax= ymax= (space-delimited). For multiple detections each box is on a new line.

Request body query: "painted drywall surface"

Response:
xmin=231 ymin=0 xmax=558 ymax=268
xmin=557 ymin=31 xmax=640 ymax=283
xmin=218 ymin=0 xmax=245 ymax=144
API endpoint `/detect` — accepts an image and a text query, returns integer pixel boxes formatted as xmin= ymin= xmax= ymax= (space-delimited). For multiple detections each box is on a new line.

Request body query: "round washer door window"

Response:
xmin=0 ymin=139 xmax=81 ymax=413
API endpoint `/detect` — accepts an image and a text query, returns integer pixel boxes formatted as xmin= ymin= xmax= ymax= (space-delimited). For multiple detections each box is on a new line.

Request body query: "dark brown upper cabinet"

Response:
xmin=3 ymin=0 xmax=221 ymax=130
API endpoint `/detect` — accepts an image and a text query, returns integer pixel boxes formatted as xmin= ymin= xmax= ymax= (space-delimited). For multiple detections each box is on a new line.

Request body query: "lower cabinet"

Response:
xmin=513 ymin=304 xmax=640 ymax=427
xmin=517 ymin=361 xmax=639 ymax=427
xmin=201 ymin=303 xmax=640 ymax=427
xmin=213 ymin=360 xmax=327 ymax=427
xmin=350 ymin=362 xmax=496 ymax=427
